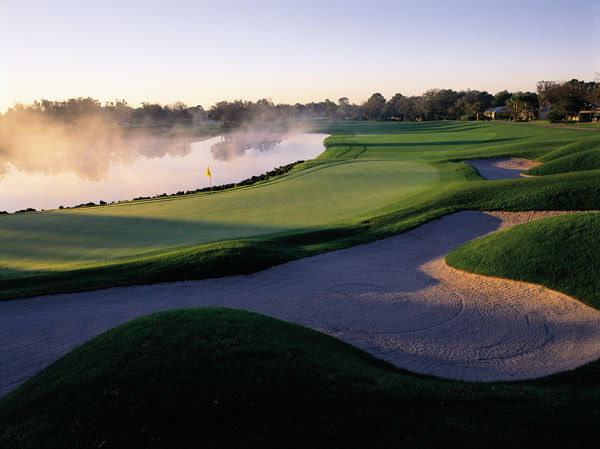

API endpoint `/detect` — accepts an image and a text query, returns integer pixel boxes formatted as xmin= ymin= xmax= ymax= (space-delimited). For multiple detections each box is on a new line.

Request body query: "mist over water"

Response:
xmin=210 ymin=133 xmax=283 ymax=162
xmin=0 ymin=125 xmax=326 ymax=212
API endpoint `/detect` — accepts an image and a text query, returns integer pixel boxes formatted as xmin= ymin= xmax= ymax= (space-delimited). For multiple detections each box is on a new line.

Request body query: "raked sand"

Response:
xmin=464 ymin=157 xmax=541 ymax=180
xmin=2 ymin=158 xmax=600 ymax=396
xmin=3 ymin=209 xmax=600 ymax=395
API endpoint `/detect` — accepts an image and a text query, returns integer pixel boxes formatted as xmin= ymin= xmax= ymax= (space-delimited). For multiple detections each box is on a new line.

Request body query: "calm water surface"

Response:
xmin=0 ymin=133 xmax=327 ymax=212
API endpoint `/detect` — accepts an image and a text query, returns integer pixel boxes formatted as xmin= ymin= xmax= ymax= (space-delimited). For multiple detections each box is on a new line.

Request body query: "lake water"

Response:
xmin=0 ymin=132 xmax=328 ymax=213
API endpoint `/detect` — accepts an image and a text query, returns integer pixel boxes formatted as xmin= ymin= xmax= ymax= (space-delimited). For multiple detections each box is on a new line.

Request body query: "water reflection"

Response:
xmin=0 ymin=129 xmax=194 ymax=182
xmin=210 ymin=134 xmax=282 ymax=161
xmin=0 ymin=132 xmax=327 ymax=212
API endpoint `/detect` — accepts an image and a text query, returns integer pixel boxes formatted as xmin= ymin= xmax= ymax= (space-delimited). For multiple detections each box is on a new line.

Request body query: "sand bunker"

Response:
xmin=464 ymin=157 xmax=541 ymax=180
xmin=2 ymin=210 xmax=600 ymax=396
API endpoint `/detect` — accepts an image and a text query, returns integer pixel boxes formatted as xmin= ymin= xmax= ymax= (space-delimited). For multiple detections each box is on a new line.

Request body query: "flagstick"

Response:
xmin=206 ymin=165 xmax=212 ymax=192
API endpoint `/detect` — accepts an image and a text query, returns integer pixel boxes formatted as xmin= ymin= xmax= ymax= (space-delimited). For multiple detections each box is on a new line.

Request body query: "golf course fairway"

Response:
xmin=3 ymin=121 xmax=600 ymax=448
xmin=1 ymin=121 xmax=600 ymax=299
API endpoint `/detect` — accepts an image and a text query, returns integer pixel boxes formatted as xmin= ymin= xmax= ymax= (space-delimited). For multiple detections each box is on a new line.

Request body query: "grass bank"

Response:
xmin=2 ymin=307 xmax=600 ymax=448
xmin=446 ymin=212 xmax=600 ymax=309
xmin=446 ymin=129 xmax=600 ymax=309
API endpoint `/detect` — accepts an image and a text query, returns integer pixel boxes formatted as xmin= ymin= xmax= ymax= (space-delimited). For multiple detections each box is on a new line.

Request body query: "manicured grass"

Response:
xmin=2 ymin=121 xmax=600 ymax=299
xmin=441 ymin=136 xmax=600 ymax=306
xmin=525 ymin=148 xmax=600 ymax=176
xmin=5 ymin=120 xmax=600 ymax=447
xmin=567 ymin=123 xmax=600 ymax=129
xmin=4 ymin=168 xmax=600 ymax=300
xmin=2 ymin=307 xmax=600 ymax=448
xmin=533 ymin=120 xmax=600 ymax=129
xmin=536 ymin=140 xmax=600 ymax=162
xmin=0 ymin=159 xmax=438 ymax=273
xmin=445 ymin=212 xmax=600 ymax=309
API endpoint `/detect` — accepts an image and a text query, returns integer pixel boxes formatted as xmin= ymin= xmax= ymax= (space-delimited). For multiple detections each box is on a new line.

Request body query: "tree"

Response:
xmin=588 ymin=79 xmax=600 ymax=109
xmin=470 ymin=102 xmax=485 ymax=121
xmin=362 ymin=93 xmax=386 ymax=120
xmin=304 ymin=102 xmax=326 ymax=119
xmin=337 ymin=97 xmax=350 ymax=120
xmin=274 ymin=103 xmax=295 ymax=120
xmin=520 ymin=92 xmax=539 ymax=121
xmin=187 ymin=105 xmax=207 ymax=124
xmin=131 ymin=103 xmax=169 ymax=125
xmin=167 ymin=102 xmax=192 ymax=124
xmin=506 ymin=92 xmax=538 ymax=121
xmin=323 ymin=99 xmax=338 ymax=119
xmin=493 ymin=90 xmax=512 ymax=107
xmin=294 ymin=103 xmax=309 ymax=119
xmin=536 ymin=81 xmax=557 ymax=118
xmin=452 ymin=90 xmax=493 ymax=120
xmin=420 ymin=89 xmax=459 ymax=120
xmin=396 ymin=96 xmax=419 ymax=121
xmin=553 ymin=95 xmax=585 ymax=121
xmin=252 ymin=98 xmax=277 ymax=121
xmin=208 ymin=100 xmax=249 ymax=127
xmin=380 ymin=93 xmax=404 ymax=120
xmin=104 ymin=100 xmax=133 ymax=125
xmin=536 ymin=79 xmax=596 ymax=121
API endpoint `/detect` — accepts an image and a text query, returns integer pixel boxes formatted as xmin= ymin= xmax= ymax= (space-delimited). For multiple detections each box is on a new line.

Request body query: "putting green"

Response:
xmin=0 ymin=159 xmax=438 ymax=274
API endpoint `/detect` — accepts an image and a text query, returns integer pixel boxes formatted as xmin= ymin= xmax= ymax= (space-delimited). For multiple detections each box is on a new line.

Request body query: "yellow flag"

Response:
xmin=206 ymin=165 xmax=212 ymax=178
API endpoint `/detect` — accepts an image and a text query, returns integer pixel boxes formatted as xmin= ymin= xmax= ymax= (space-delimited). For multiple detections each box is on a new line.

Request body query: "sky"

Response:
xmin=1 ymin=0 xmax=598 ymax=112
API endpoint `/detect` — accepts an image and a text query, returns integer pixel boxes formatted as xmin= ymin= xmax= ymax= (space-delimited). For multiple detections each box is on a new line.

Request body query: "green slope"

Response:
xmin=525 ymin=148 xmax=600 ymax=176
xmin=536 ymin=140 xmax=600 ymax=162
xmin=443 ymin=132 xmax=600 ymax=308
xmin=446 ymin=212 xmax=600 ymax=309
xmin=3 ymin=307 xmax=600 ymax=448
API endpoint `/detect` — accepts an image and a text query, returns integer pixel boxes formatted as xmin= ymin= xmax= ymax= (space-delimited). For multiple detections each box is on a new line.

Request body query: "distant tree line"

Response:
xmin=0 ymin=98 xmax=202 ymax=127
xmin=1 ymin=78 xmax=598 ymax=127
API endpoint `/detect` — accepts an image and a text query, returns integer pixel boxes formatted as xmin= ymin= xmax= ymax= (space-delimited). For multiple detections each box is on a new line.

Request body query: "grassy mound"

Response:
xmin=536 ymin=140 xmax=600 ymax=162
xmin=0 ymin=308 xmax=402 ymax=448
xmin=445 ymin=212 xmax=600 ymax=308
xmin=525 ymin=148 xmax=600 ymax=176
xmin=3 ymin=307 xmax=600 ymax=448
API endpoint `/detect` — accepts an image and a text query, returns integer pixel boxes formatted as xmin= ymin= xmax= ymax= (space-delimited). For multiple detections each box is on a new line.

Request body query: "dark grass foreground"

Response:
xmin=2 ymin=307 xmax=600 ymax=448
xmin=446 ymin=212 xmax=600 ymax=309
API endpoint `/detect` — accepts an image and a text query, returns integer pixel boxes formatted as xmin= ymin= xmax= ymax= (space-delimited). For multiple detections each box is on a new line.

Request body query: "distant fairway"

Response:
xmin=2 ymin=121 xmax=600 ymax=298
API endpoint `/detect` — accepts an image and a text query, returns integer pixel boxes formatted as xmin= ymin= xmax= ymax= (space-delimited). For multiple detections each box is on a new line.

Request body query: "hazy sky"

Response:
xmin=1 ymin=0 xmax=598 ymax=111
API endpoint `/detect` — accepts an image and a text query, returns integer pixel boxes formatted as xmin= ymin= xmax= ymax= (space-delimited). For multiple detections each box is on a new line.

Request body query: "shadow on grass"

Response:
xmin=0 ymin=221 xmax=371 ymax=300
xmin=3 ymin=169 xmax=600 ymax=300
